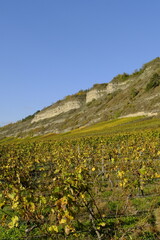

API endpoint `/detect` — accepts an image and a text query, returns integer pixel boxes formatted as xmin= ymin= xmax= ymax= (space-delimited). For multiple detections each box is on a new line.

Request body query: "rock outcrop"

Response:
xmin=32 ymin=81 xmax=130 ymax=123
xmin=32 ymin=100 xmax=82 ymax=122
xmin=86 ymin=82 xmax=129 ymax=103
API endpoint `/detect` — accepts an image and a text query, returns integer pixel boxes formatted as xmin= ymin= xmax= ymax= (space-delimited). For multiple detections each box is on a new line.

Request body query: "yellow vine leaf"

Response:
xmin=8 ymin=216 xmax=19 ymax=228
xmin=29 ymin=202 xmax=35 ymax=212
xmin=60 ymin=218 xmax=67 ymax=224
xmin=99 ymin=222 xmax=106 ymax=227
xmin=65 ymin=225 xmax=75 ymax=235
xmin=12 ymin=201 xmax=19 ymax=209
xmin=48 ymin=225 xmax=59 ymax=232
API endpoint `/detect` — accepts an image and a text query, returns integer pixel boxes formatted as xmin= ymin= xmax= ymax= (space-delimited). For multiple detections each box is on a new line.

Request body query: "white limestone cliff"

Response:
xmin=32 ymin=81 xmax=130 ymax=122
xmin=32 ymin=100 xmax=82 ymax=122
xmin=86 ymin=82 xmax=129 ymax=103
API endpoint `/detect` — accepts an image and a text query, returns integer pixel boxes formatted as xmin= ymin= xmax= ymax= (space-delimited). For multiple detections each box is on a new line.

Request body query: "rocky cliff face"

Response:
xmin=32 ymin=100 xmax=83 ymax=122
xmin=32 ymin=82 xmax=130 ymax=123
xmin=86 ymin=82 xmax=129 ymax=103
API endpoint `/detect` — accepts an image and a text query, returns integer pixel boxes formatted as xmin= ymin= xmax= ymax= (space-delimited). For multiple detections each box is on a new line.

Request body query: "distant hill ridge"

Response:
xmin=1 ymin=57 xmax=160 ymax=138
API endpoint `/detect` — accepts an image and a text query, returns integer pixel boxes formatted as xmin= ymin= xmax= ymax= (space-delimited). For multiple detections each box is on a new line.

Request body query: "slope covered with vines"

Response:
xmin=0 ymin=130 xmax=160 ymax=239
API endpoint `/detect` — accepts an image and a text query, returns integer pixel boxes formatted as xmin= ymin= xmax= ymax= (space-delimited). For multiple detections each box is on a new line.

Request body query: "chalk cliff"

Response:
xmin=32 ymin=100 xmax=82 ymax=122
xmin=86 ymin=82 xmax=129 ymax=103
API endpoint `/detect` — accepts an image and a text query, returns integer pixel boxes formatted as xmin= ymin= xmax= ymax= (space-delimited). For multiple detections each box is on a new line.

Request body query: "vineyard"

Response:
xmin=0 ymin=127 xmax=160 ymax=239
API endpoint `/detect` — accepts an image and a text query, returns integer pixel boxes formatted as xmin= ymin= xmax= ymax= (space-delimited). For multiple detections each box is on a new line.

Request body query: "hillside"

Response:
xmin=1 ymin=57 xmax=160 ymax=139
xmin=1 ymin=58 xmax=160 ymax=239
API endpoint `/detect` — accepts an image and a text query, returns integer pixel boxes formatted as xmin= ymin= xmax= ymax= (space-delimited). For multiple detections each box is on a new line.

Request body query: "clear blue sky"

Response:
xmin=0 ymin=0 xmax=160 ymax=126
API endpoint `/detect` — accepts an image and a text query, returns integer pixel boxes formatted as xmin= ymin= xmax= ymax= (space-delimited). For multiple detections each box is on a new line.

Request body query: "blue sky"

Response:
xmin=0 ymin=0 xmax=160 ymax=126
